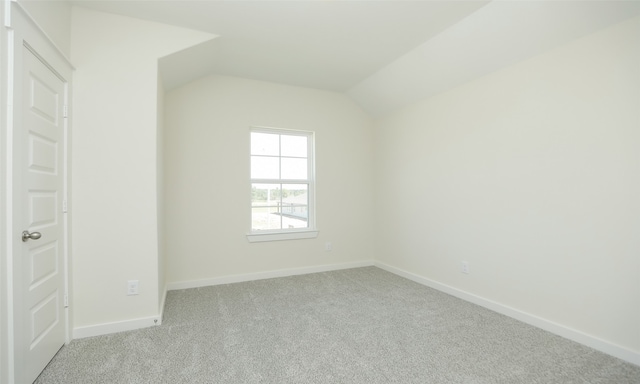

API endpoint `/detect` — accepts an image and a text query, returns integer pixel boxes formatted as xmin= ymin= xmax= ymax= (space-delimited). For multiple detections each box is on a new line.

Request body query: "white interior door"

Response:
xmin=18 ymin=44 xmax=67 ymax=384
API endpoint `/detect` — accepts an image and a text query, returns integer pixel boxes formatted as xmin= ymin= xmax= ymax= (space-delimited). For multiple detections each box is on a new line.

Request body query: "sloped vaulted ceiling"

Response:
xmin=71 ymin=0 xmax=640 ymax=116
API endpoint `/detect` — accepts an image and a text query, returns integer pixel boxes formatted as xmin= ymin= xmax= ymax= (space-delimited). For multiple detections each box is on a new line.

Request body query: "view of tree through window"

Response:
xmin=250 ymin=129 xmax=314 ymax=232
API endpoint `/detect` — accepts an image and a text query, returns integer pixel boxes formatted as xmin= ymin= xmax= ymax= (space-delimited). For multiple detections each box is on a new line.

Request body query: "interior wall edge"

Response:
xmin=0 ymin=1 xmax=9 ymax=381
xmin=159 ymin=286 xmax=168 ymax=324
xmin=374 ymin=261 xmax=640 ymax=367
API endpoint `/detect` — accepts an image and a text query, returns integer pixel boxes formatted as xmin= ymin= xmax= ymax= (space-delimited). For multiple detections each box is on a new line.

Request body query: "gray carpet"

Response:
xmin=35 ymin=267 xmax=640 ymax=383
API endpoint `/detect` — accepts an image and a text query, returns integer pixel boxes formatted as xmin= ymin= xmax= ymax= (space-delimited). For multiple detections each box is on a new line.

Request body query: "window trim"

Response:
xmin=246 ymin=229 xmax=319 ymax=243
xmin=247 ymin=126 xmax=318 ymax=243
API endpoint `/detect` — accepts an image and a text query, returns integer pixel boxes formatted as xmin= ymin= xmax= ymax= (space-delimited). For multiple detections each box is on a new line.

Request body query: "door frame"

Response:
xmin=1 ymin=2 xmax=73 ymax=382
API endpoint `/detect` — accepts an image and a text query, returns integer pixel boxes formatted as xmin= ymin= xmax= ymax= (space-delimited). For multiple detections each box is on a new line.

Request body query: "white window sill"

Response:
xmin=246 ymin=230 xmax=319 ymax=243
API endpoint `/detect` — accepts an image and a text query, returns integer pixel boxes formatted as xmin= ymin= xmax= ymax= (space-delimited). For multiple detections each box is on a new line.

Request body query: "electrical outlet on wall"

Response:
xmin=461 ymin=261 xmax=470 ymax=274
xmin=325 ymin=242 xmax=332 ymax=252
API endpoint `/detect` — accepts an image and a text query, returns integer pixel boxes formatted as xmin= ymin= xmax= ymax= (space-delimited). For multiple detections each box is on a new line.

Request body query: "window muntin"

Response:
xmin=250 ymin=128 xmax=314 ymax=235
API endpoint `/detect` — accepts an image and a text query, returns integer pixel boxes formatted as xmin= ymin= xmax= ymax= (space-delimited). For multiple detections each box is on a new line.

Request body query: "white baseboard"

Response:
xmin=73 ymin=314 xmax=162 ymax=339
xmin=374 ymin=261 xmax=640 ymax=367
xmin=167 ymin=260 xmax=374 ymax=291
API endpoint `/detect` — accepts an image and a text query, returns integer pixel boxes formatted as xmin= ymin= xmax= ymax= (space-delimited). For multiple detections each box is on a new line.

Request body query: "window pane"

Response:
xmin=281 ymin=158 xmax=307 ymax=180
xmin=251 ymin=156 xmax=279 ymax=179
xmin=282 ymin=209 xmax=308 ymax=229
xmin=252 ymin=206 xmax=282 ymax=230
xmin=251 ymin=183 xmax=280 ymax=206
xmin=281 ymin=184 xmax=307 ymax=204
xmin=281 ymin=135 xmax=307 ymax=158
xmin=281 ymin=184 xmax=308 ymax=226
xmin=251 ymin=132 xmax=279 ymax=156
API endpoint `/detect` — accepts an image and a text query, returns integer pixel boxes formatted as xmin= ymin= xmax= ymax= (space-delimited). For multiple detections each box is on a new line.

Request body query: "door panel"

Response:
xmin=29 ymin=242 xmax=58 ymax=287
xmin=29 ymin=134 xmax=58 ymax=174
xmin=21 ymin=45 xmax=66 ymax=384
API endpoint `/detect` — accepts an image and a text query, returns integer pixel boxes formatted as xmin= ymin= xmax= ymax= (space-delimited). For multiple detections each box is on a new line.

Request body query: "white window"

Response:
xmin=247 ymin=127 xmax=318 ymax=242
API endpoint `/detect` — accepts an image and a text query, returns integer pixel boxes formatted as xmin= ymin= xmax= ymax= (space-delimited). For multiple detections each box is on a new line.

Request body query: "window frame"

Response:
xmin=247 ymin=126 xmax=318 ymax=243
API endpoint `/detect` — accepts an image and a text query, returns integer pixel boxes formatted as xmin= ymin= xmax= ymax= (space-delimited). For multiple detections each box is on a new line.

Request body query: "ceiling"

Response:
xmin=69 ymin=0 xmax=640 ymax=116
xmin=69 ymin=0 xmax=489 ymax=91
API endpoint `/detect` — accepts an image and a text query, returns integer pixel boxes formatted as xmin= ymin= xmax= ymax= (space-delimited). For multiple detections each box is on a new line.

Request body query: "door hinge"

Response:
xmin=64 ymin=294 xmax=69 ymax=308
xmin=62 ymin=199 xmax=68 ymax=213
xmin=63 ymin=105 xmax=68 ymax=118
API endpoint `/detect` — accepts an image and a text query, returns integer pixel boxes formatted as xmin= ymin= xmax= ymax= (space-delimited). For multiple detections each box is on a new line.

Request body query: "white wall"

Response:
xmin=17 ymin=0 xmax=71 ymax=57
xmin=70 ymin=7 xmax=214 ymax=333
xmin=374 ymin=15 xmax=640 ymax=359
xmin=164 ymin=75 xmax=374 ymax=285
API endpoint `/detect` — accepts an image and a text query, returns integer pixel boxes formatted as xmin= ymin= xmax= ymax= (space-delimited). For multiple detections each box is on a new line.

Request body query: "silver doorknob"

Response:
xmin=22 ymin=231 xmax=41 ymax=242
